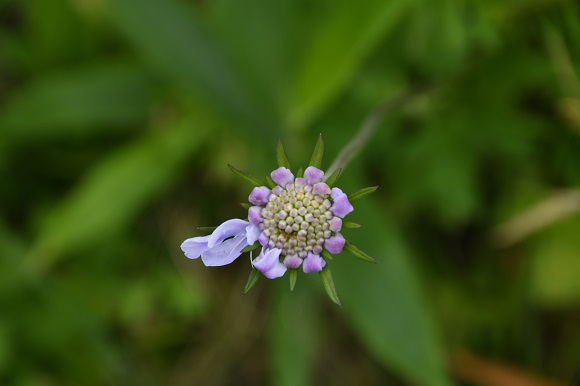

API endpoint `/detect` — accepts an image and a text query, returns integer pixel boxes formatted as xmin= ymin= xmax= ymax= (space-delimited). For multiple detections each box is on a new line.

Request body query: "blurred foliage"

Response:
xmin=1 ymin=0 xmax=580 ymax=385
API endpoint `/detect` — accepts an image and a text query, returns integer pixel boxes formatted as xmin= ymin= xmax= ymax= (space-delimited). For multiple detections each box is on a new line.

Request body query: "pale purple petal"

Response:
xmin=180 ymin=235 xmax=211 ymax=259
xmin=312 ymin=182 xmax=330 ymax=196
xmin=253 ymin=248 xmax=286 ymax=279
xmin=248 ymin=206 xmax=263 ymax=225
xmin=201 ymin=234 xmax=248 ymax=266
xmin=294 ymin=177 xmax=307 ymax=187
xmin=330 ymin=188 xmax=353 ymax=218
xmin=207 ymin=219 xmax=249 ymax=248
xmin=283 ymin=254 xmax=302 ymax=268
xmin=246 ymin=224 xmax=260 ymax=245
xmin=325 ymin=233 xmax=345 ymax=254
xmin=302 ymin=253 xmax=326 ymax=273
xmin=330 ymin=187 xmax=345 ymax=200
xmin=249 ymin=186 xmax=271 ymax=205
xmin=271 ymin=167 xmax=294 ymax=186
xmin=329 ymin=217 xmax=342 ymax=232
xmin=258 ymin=233 xmax=269 ymax=246
xmin=304 ymin=166 xmax=324 ymax=185
xmin=271 ymin=186 xmax=283 ymax=195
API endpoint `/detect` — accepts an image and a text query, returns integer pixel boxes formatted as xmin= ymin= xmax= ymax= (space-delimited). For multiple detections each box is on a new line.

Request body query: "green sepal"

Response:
xmin=265 ymin=175 xmax=276 ymax=188
xmin=319 ymin=266 xmax=342 ymax=306
xmin=321 ymin=249 xmax=334 ymax=260
xmin=241 ymin=242 xmax=261 ymax=253
xmin=308 ymin=134 xmax=324 ymax=168
xmin=324 ymin=168 xmax=342 ymax=187
xmin=347 ymin=186 xmax=378 ymax=203
xmin=297 ymin=167 xmax=304 ymax=178
xmin=289 ymin=269 xmax=298 ymax=291
xmin=344 ymin=241 xmax=377 ymax=264
xmin=197 ymin=226 xmax=217 ymax=233
xmin=342 ymin=221 xmax=361 ymax=229
xmin=240 ymin=202 xmax=251 ymax=210
xmin=276 ymin=140 xmax=292 ymax=169
xmin=244 ymin=268 xmax=260 ymax=294
xmin=228 ymin=164 xmax=267 ymax=187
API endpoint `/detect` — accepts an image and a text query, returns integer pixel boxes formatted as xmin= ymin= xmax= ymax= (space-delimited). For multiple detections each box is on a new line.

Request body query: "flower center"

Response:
xmin=260 ymin=182 xmax=334 ymax=258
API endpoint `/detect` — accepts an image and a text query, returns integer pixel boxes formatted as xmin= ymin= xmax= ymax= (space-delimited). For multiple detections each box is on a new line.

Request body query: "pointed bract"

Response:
xmin=276 ymin=140 xmax=292 ymax=169
xmin=308 ymin=134 xmax=324 ymax=168
xmin=319 ymin=266 xmax=342 ymax=306
xmin=244 ymin=268 xmax=260 ymax=294
xmin=289 ymin=269 xmax=298 ymax=291
xmin=348 ymin=186 xmax=379 ymax=203
xmin=228 ymin=164 xmax=267 ymax=187
xmin=324 ymin=167 xmax=341 ymax=187
xmin=344 ymin=241 xmax=377 ymax=264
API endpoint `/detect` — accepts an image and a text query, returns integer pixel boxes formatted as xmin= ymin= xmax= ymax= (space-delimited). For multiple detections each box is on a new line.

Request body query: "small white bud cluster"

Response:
xmin=260 ymin=182 xmax=334 ymax=258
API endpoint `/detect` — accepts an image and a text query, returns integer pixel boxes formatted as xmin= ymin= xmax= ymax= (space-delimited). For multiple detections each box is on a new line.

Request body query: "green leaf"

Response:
xmin=244 ymin=268 xmax=261 ymax=294
xmin=289 ymin=269 xmax=298 ymax=291
xmin=240 ymin=202 xmax=252 ymax=210
xmin=530 ymin=218 xmax=580 ymax=307
xmin=228 ymin=164 xmax=267 ymax=187
xmin=288 ymin=0 xmax=413 ymax=129
xmin=308 ymin=134 xmax=324 ymax=169
xmin=270 ymin=282 xmax=319 ymax=386
xmin=334 ymin=194 xmax=451 ymax=386
xmin=25 ymin=119 xmax=209 ymax=272
xmin=319 ymin=265 xmax=342 ymax=306
xmin=276 ymin=139 xmax=292 ymax=169
xmin=344 ymin=241 xmax=377 ymax=264
xmin=296 ymin=167 xmax=304 ymax=178
xmin=348 ymin=186 xmax=379 ymax=203
xmin=0 ymin=64 xmax=158 ymax=144
xmin=324 ymin=167 xmax=342 ymax=187
xmin=107 ymin=0 xmax=275 ymax=135
xmin=342 ymin=221 xmax=361 ymax=229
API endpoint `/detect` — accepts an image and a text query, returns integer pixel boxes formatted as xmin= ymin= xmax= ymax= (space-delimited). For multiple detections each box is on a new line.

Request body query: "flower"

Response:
xmin=249 ymin=165 xmax=349 ymax=275
xmin=181 ymin=218 xmax=259 ymax=266
xmin=180 ymin=136 xmax=377 ymax=305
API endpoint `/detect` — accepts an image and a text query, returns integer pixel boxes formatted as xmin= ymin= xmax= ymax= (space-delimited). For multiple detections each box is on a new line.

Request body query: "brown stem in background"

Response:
xmin=449 ymin=349 xmax=569 ymax=386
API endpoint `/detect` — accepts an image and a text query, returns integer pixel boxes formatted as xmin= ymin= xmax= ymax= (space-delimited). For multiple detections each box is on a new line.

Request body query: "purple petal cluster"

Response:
xmin=180 ymin=166 xmax=354 ymax=280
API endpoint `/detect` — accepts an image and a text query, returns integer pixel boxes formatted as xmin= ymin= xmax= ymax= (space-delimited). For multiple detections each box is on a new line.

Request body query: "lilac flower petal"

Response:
xmin=329 ymin=188 xmax=353 ymax=218
xmin=294 ymin=178 xmax=307 ymax=187
xmin=330 ymin=187 xmax=345 ymax=200
xmin=328 ymin=217 xmax=342 ymax=232
xmin=249 ymin=186 xmax=271 ymax=205
xmin=248 ymin=206 xmax=263 ymax=225
xmin=201 ymin=234 xmax=248 ymax=266
xmin=312 ymin=182 xmax=330 ymax=196
xmin=246 ymin=224 xmax=260 ymax=245
xmin=303 ymin=253 xmax=326 ymax=273
xmin=304 ymin=166 xmax=324 ymax=185
xmin=324 ymin=233 xmax=345 ymax=254
xmin=283 ymin=254 xmax=302 ymax=268
xmin=253 ymin=248 xmax=286 ymax=279
xmin=207 ymin=219 xmax=249 ymax=248
xmin=180 ymin=235 xmax=211 ymax=259
xmin=271 ymin=167 xmax=294 ymax=186
xmin=271 ymin=186 xmax=282 ymax=195
xmin=258 ymin=233 xmax=269 ymax=246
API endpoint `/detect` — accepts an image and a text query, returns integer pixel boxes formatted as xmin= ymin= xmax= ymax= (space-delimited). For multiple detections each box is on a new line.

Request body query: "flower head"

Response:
xmin=250 ymin=166 xmax=345 ymax=271
xmin=180 ymin=136 xmax=377 ymax=305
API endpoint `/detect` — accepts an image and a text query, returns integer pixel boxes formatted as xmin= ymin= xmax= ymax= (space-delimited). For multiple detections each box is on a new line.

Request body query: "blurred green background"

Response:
xmin=1 ymin=0 xmax=580 ymax=385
